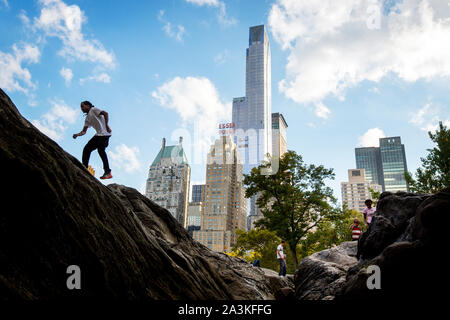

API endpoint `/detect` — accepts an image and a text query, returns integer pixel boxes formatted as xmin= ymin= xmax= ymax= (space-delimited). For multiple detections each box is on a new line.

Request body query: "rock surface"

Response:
xmin=0 ymin=89 xmax=292 ymax=300
xmin=336 ymin=189 xmax=450 ymax=300
xmin=293 ymin=188 xmax=450 ymax=300
xmin=294 ymin=241 xmax=358 ymax=300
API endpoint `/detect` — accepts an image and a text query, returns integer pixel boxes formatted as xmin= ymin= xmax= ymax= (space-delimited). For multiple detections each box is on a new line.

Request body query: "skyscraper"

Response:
xmin=193 ymin=136 xmax=247 ymax=252
xmin=379 ymin=137 xmax=409 ymax=192
xmin=355 ymin=136 xmax=408 ymax=192
xmin=232 ymin=25 xmax=272 ymax=218
xmin=145 ymin=137 xmax=190 ymax=227
xmin=232 ymin=25 xmax=272 ymax=174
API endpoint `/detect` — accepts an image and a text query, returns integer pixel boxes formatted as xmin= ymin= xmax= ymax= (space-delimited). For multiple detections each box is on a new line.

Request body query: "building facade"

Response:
xmin=145 ymin=137 xmax=190 ymax=228
xmin=191 ymin=184 xmax=205 ymax=203
xmin=193 ymin=136 xmax=247 ymax=252
xmin=341 ymin=169 xmax=383 ymax=212
xmin=271 ymin=112 xmax=288 ymax=160
xmin=355 ymin=136 xmax=408 ymax=192
xmin=186 ymin=202 xmax=202 ymax=237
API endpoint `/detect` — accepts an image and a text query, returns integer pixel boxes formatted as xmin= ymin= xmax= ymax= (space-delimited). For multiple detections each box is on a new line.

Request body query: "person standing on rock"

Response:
xmin=349 ymin=218 xmax=362 ymax=241
xmin=363 ymin=199 xmax=376 ymax=227
xmin=73 ymin=101 xmax=112 ymax=179
xmin=277 ymin=240 xmax=287 ymax=277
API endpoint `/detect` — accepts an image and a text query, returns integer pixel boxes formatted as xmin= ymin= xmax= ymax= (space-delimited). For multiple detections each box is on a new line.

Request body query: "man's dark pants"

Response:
xmin=82 ymin=135 xmax=111 ymax=173
xmin=278 ymin=258 xmax=286 ymax=276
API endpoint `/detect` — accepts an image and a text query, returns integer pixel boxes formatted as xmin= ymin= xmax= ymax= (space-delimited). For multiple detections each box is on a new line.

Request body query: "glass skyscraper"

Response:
xmin=379 ymin=137 xmax=409 ymax=192
xmin=355 ymin=136 xmax=408 ymax=193
xmin=191 ymin=184 xmax=205 ymax=203
xmin=232 ymin=25 xmax=272 ymax=217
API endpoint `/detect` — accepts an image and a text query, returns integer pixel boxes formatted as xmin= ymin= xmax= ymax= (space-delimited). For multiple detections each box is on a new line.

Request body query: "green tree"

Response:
xmin=231 ymin=229 xmax=281 ymax=271
xmin=405 ymin=121 xmax=450 ymax=193
xmin=298 ymin=206 xmax=365 ymax=260
xmin=244 ymin=150 xmax=336 ymax=268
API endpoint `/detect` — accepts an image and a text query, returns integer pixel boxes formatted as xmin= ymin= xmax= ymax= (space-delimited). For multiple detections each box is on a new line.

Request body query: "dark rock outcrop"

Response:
xmin=294 ymin=241 xmax=358 ymax=300
xmin=336 ymin=189 xmax=450 ymax=300
xmin=295 ymin=189 xmax=450 ymax=300
xmin=0 ymin=89 xmax=292 ymax=300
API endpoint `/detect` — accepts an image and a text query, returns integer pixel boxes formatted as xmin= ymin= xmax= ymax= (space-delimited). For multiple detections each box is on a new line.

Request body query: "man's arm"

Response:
xmin=99 ymin=110 xmax=111 ymax=133
xmin=73 ymin=126 xmax=88 ymax=139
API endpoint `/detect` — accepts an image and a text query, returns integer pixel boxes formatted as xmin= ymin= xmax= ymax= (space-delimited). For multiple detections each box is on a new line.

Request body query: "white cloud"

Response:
xmin=269 ymin=0 xmax=450 ymax=116
xmin=314 ymin=101 xmax=331 ymax=119
xmin=33 ymin=0 xmax=115 ymax=68
xmin=79 ymin=72 xmax=111 ymax=85
xmin=186 ymin=0 xmax=236 ymax=26
xmin=369 ymin=87 xmax=380 ymax=94
xmin=158 ymin=10 xmax=186 ymax=42
xmin=0 ymin=43 xmax=40 ymax=93
xmin=60 ymin=67 xmax=73 ymax=85
xmin=109 ymin=144 xmax=142 ymax=173
xmin=358 ymin=128 xmax=386 ymax=147
xmin=0 ymin=0 xmax=9 ymax=8
xmin=409 ymin=102 xmax=450 ymax=132
xmin=152 ymin=76 xmax=231 ymax=162
xmin=32 ymin=100 xmax=78 ymax=141
xmin=214 ymin=50 xmax=228 ymax=65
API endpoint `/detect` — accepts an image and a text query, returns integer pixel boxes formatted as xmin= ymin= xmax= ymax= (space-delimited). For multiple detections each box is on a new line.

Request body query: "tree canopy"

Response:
xmin=406 ymin=121 xmax=450 ymax=193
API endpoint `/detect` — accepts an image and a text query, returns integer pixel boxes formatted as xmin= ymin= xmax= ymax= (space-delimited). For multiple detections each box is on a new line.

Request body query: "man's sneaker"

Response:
xmin=100 ymin=172 xmax=113 ymax=179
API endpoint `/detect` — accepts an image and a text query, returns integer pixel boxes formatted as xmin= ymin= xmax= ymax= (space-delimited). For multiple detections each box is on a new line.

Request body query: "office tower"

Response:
xmin=193 ymin=136 xmax=247 ymax=252
xmin=379 ymin=137 xmax=409 ymax=192
xmin=355 ymin=147 xmax=384 ymax=190
xmin=145 ymin=137 xmax=190 ymax=227
xmin=341 ymin=169 xmax=382 ymax=212
xmin=191 ymin=184 xmax=205 ymax=203
xmin=272 ymin=112 xmax=288 ymax=159
xmin=186 ymin=202 xmax=202 ymax=237
xmin=355 ymin=136 xmax=408 ymax=192
xmin=232 ymin=24 xmax=272 ymax=219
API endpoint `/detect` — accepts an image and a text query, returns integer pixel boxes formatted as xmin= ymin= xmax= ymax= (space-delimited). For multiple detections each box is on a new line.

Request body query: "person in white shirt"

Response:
xmin=73 ymin=101 xmax=112 ymax=179
xmin=277 ymin=240 xmax=287 ymax=276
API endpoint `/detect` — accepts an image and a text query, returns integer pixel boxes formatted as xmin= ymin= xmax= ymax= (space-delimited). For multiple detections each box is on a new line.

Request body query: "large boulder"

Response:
xmin=294 ymin=241 xmax=358 ymax=300
xmin=336 ymin=189 xmax=450 ymax=300
xmin=0 ymin=89 xmax=292 ymax=300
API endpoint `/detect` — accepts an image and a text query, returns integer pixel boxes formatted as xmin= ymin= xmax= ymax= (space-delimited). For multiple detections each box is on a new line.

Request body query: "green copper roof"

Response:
xmin=151 ymin=145 xmax=189 ymax=166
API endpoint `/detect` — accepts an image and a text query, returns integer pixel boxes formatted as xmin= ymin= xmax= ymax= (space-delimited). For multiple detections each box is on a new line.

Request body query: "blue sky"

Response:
xmin=1 ymin=0 xmax=449 ymax=205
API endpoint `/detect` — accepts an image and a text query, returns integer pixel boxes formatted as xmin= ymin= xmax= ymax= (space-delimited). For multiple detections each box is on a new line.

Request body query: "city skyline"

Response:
xmin=1 ymin=0 xmax=449 ymax=206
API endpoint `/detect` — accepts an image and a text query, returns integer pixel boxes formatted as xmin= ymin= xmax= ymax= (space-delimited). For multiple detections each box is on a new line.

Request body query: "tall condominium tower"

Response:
xmin=232 ymin=25 xmax=272 ymax=174
xmin=145 ymin=137 xmax=190 ymax=227
xmin=355 ymin=136 xmax=408 ymax=192
xmin=341 ymin=169 xmax=382 ymax=212
xmin=232 ymin=25 xmax=272 ymax=218
xmin=193 ymin=136 xmax=247 ymax=252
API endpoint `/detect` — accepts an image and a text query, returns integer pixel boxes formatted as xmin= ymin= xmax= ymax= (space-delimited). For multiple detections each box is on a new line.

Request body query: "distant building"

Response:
xmin=232 ymin=25 xmax=273 ymax=220
xmin=186 ymin=202 xmax=202 ymax=237
xmin=272 ymin=112 xmax=288 ymax=159
xmin=145 ymin=137 xmax=190 ymax=228
xmin=341 ymin=169 xmax=382 ymax=212
xmin=355 ymin=136 xmax=408 ymax=192
xmin=191 ymin=184 xmax=205 ymax=203
xmin=193 ymin=136 xmax=247 ymax=252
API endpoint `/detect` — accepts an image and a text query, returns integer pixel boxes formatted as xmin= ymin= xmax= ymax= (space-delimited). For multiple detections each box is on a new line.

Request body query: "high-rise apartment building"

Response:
xmin=355 ymin=136 xmax=408 ymax=192
xmin=272 ymin=112 xmax=288 ymax=159
xmin=193 ymin=136 xmax=247 ymax=252
xmin=232 ymin=24 xmax=272 ymax=219
xmin=145 ymin=137 xmax=190 ymax=227
xmin=341 ymin=169 xmax=382 ymax=212
xmin=191 ymin=184 xmax=205 ymax=203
